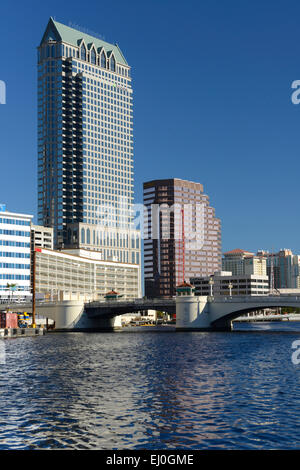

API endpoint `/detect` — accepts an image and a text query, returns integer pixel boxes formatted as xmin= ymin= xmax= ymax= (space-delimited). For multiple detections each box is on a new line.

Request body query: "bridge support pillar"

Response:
xmin=176 ymin=295 xmax=212 ymax=331
xmin=176 ymin=295 xmax=234 ymax=331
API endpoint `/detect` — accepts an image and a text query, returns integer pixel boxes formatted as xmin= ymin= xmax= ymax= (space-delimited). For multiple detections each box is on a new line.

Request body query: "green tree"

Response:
xmin=6 ymin=283 xmax=18 ymax=302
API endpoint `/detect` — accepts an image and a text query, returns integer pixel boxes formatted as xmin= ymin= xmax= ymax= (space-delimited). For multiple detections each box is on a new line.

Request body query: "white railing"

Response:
xmin=214 ymin=295 xmax=300 ymax=303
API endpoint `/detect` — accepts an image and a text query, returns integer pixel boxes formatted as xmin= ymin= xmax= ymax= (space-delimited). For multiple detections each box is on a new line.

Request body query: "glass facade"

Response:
xmin=144 ymin=179 xmax=222 ymax=298
xmin=38 ymin=20 xmax=134 ymax=254
xmin=0 ymin=210 xmax=32 ymax=299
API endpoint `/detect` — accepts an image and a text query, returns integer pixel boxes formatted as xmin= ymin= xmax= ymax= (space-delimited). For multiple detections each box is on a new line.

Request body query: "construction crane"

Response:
xmin=177 ymin=208 xmax=185 ymax=283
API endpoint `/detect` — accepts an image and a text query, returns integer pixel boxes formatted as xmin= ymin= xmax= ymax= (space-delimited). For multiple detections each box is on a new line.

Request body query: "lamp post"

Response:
xmin=209 ymin=277 xmax=214 ymax=297
xmin=228 ymin=282 xmax=233 ymax=297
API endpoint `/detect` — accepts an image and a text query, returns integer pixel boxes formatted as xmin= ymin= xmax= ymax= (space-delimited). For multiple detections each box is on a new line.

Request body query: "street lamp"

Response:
xmin=228 ymin=282 xmax=233 ymax=297
xmin=209 ymin=277 xmax=214 ymax=297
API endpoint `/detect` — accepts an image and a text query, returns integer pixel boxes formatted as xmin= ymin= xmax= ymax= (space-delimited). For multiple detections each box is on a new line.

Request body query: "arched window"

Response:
xmin=87 ymin=228 xmax=90 ymax=244
xmin=91 ymin=48 xmax=96 ymax=65
xmin=81 ymin=44 xmax=86 ymax=61
xmin=110 ymin=55 xmax=116 ymax=72
xmin=100 ymin=52 xmax=106 ymax=68
xmin=81 ymin=228 xmax=85 ymax=243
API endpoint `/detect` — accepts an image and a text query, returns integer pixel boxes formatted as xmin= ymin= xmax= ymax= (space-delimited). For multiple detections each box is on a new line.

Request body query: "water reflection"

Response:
xmin=0 ymin=325 xmax=300 ymax=449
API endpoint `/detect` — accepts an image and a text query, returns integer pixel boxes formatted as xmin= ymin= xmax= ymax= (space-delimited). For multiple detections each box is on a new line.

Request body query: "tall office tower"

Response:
xmin=143 ymin=179 xmax=222 ymax=298
xmin=38 ymin=18 xmax=140 ymax=269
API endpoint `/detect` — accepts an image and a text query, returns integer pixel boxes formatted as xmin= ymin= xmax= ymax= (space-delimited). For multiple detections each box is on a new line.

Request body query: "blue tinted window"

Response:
xmin=91 ymin=49 xmax=96 ymax=65
xmin=101 ymin=53 xmax=106 ymax=68
xmin=81 ymin=45 xmax=86 ymax=61
xmin=110 ymin=56 xmax=116 ymax=72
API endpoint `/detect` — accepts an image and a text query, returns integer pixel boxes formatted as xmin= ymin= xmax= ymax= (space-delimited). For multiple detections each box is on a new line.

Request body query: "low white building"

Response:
xmin=190 ymin=271 xmax=270 ymax=297
xmin=0 ymin=205 xmax=33 ymax=301
xmin=34 ymin=247 xmax=142 ymax=302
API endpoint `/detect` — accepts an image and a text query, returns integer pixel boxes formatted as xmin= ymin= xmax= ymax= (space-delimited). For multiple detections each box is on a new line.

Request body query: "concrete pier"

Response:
xmin=0 ymin=300 xmax=123 ymax=332
xmin=0 ymin=328 xmax=45 ymax=338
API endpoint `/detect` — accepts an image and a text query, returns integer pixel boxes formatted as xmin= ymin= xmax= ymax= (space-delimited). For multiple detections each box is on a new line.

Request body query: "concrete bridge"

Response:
xmin=1 ymin=294 xmax=300 ymax=331
xmin=0 ymin=298 xmax=176 ymax=331
xmin=176 ymin=294 xmax=300 ymax=331
xmin=85 ymin=298 xmax=175 ymax=318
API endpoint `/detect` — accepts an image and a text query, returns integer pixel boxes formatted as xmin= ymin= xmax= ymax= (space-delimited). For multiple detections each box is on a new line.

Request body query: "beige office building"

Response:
xmin=34 ymin=247 xmax=141 ymax=301
xmin=190 ymin=271 xmax=269 ymax=297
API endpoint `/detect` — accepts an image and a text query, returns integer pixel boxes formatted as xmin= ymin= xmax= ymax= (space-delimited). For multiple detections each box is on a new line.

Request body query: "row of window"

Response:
xmin=80 ymin=228 xmax=140 ymax=248
xmin=0 ymin=275 xmax=30 ymax=280
xmin=0 ymin=218 xmax=31 ymax=226
xmin=0 ymin=286 xmax=30 ymax=291
xmin=80 ymin=44 xmax=115 ymax=71
xmin=0 ymin=230 xmax=30 ymax=237
xmin=39 ymin=43 xmax=124 ymax=76
xmin=0 ymin=263 xmax=30 ymax=269
xmin=0 ymin=240 xmax=30 ymax=247
xmin=0 ymin=252 xmax=30 ymax=258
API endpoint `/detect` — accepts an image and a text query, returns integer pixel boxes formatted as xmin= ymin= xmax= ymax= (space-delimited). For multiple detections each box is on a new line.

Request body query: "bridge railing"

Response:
xmin=85 ymin=298 xmax=176 ymax=308
xmin=213 ymin=294 xmax=300 ymax=302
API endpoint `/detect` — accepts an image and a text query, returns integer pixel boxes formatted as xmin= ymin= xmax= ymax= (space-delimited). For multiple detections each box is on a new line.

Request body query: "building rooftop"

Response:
xmin=40 ymin=17 xmax=128 ymax=66
xmin=223 ymin=249 xmax=254 ymax=256
xmin=177 ymin=281 xmax=194 ymax=288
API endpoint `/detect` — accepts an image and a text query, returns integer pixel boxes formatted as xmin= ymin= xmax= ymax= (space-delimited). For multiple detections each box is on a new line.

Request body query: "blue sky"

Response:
xmin=0 ymin=0 xmax=300 ymax=253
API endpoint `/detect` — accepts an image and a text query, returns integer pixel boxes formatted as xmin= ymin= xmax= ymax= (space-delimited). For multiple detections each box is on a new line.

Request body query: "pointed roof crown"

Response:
xmin=40 ymin=18 xmax=128 ymax=66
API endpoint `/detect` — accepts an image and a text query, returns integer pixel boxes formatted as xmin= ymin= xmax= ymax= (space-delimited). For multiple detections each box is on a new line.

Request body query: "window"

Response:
xmin=81 ymin=44 xmax=86 ymax=61
xmin=110 ymin=56 xmax=116 ymax=72
xmin=81 ymin=228 xmax=85 ymax=243
xmin=101 ymin=52 xmax=106 ymax=68
xmin=91 ymin=48 xmax=96 ymax=65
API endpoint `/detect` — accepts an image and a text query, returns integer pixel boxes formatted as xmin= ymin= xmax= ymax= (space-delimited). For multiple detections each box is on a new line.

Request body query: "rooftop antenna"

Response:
xmin=68 ymin=21 xmax=106 ymax=41
xmin=178 ymin=208 xmax=185 ymax=283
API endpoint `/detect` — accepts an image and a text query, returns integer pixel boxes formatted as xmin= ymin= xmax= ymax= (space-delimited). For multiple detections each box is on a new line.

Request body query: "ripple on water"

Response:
xmin=0 ymin=325 xmax=300 ymax=449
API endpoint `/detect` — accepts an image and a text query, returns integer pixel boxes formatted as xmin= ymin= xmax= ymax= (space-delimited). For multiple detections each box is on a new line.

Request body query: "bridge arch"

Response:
xmin=210 ymin=298 xmax=300 ymax=329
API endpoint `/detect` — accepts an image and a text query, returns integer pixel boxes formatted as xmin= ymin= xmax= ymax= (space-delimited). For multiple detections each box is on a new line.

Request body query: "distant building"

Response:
xmin=143 ymin=178 xmax=221 ymax=298
xmin=0 ymin=205 xmax=33 ymax=300
xmin=257 ymin=249 xmax=299 ymax=289
xmin=222 ymin=249 xmax=267 ymax=277
xmin=190 ymin=271 xmax=269 ymax=297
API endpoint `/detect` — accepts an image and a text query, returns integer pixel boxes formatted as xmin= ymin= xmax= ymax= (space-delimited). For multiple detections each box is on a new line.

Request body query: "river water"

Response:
xmin=0 ymin=322 xmax=300 ymax=449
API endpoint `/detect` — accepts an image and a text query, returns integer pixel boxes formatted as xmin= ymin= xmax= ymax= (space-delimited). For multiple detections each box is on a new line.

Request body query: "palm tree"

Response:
xmin=6 ymin=283 xmax=18 ymax=302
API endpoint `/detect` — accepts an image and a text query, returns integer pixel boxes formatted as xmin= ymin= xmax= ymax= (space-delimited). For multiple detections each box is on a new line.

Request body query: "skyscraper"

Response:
xmin=143 ymin=178 xmax=222 ymax=298
xmin=38 ymin=18 xmax=139 ymax=267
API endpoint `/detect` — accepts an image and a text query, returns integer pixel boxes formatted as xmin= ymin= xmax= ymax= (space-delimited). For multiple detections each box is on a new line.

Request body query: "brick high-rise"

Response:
xmin=143 ymin=178 xmax=222 ymax=298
